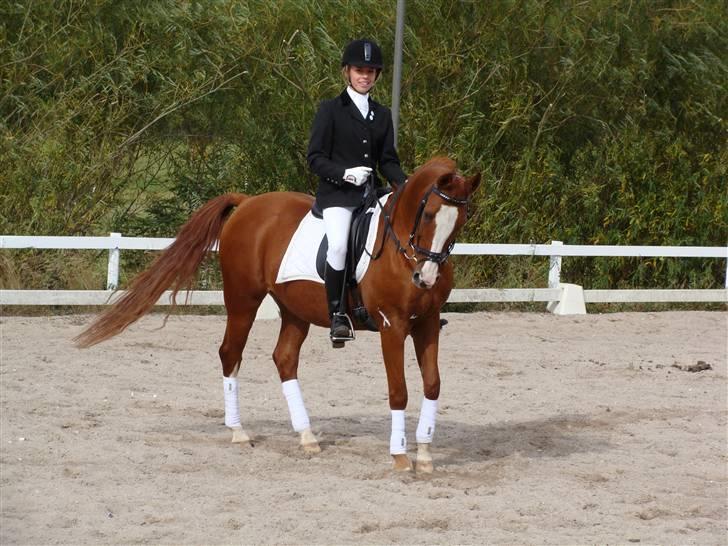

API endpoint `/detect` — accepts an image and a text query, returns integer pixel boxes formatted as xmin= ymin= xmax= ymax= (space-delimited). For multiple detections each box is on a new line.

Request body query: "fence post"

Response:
xmin=548 ymin=240 xmax=563 ymax=287
xmin=546 ymin=240 xmax=563 ymax=312
xmin=107 ymin=232 xmax=121 ymax=290
xmin=725 ymin=245 xmax=727 ymax=289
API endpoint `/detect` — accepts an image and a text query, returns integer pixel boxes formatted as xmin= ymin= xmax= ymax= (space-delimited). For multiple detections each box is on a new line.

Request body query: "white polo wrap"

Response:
xmin=416 ymin=397 xmax=438 ymax=444
xmin=282 ymin=379 xmax=311 ymax=432
xmin=390 ymin=410 xmax=407 ymax=455
xmin=223 ymin=376 xmax=241 ymax=428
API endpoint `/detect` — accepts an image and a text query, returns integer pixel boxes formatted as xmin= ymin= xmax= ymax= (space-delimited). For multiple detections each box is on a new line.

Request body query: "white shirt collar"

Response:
xmin=346 ymin=86 xmax=369 ymax=119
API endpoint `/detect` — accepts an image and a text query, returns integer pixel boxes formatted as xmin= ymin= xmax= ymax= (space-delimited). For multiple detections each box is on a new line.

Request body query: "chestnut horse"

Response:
xmin=76 ymin=156 xmax=480 ymax=473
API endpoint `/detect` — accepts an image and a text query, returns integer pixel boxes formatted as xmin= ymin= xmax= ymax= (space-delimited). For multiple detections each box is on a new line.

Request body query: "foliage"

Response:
xmin=1 ymin=0 xmax=726 ymax=291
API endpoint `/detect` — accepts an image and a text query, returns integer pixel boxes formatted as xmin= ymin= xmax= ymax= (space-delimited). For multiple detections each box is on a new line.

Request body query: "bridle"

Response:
xmin=405 ymin=185 xmax=469 ymax=264
xmin=370 ymin=180 xmax=470 ymax=265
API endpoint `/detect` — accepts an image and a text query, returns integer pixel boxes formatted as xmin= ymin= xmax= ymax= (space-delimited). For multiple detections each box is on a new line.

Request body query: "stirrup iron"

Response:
xmin=330 ymin=312 xmax=355 ymax=348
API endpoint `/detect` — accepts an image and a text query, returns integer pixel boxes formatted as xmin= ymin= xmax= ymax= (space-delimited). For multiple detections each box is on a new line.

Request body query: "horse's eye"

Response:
xmin=423 ymin=212 xmax=435 ymax=222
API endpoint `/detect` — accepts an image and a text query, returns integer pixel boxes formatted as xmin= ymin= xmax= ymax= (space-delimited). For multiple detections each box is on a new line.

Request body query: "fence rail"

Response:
xmin=2 ymin=235 xmax=727 ymax=311
xmin=4 ymin=236 xmax=725 ymax=257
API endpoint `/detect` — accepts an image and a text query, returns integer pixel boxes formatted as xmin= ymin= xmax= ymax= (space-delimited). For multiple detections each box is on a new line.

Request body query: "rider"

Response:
xmin=307 ymin=38 xmax=408 ymax=345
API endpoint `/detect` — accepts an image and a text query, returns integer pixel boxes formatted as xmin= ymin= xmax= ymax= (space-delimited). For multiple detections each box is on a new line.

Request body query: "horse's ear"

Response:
xmin=466 ymin=173 xmax=481 ymax=194
xmin=436 ymin=172 xmax=458 ymax=191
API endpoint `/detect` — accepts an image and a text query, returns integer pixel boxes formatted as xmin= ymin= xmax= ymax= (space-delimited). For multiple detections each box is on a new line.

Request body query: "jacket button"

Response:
xmin=364 ymin=153 xmax=369 ymax=158
xmin=363 ymin=139 xmax=367 ymax=143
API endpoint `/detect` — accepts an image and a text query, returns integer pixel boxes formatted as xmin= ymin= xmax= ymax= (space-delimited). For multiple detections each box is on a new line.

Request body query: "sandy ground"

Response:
xmin=0 ymin=311 xmax=726 ymax=545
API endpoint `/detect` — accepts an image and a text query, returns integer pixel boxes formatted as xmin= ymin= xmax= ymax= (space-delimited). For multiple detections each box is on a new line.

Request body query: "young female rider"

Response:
xmin=307 ymin=38 xmax=408 ymax=345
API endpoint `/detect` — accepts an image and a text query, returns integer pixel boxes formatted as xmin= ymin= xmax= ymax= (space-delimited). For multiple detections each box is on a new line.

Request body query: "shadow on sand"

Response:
xmin=234 ymin=410 xmax=619 ymax=466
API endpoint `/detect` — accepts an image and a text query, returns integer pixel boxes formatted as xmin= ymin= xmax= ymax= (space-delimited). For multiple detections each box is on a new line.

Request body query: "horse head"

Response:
xmin=397 ymin=157 xmax=481 ymax=289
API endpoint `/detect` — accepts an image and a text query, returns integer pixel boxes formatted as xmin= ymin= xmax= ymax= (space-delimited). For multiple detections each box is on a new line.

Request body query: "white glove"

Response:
xmin=343 ymin=166 xmax=372 ymax=186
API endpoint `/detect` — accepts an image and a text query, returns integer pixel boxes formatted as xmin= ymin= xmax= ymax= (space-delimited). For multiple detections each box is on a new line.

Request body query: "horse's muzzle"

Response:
xmin=412 ymin=262 xmax=440 ymax=289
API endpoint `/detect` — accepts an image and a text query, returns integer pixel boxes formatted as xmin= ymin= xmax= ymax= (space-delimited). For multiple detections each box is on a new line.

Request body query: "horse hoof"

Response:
xmin=302 ymin=442 xmax=322 ymax=454
xmin=416 ymin=443 xmax=434 ymax=473
xmin=300 ymin=428 xmax=321 ymax=453
xmin=230 ymin=426 xmax=251 ymax=444
xmin=392 ymin=454 xmax=413 ymax=472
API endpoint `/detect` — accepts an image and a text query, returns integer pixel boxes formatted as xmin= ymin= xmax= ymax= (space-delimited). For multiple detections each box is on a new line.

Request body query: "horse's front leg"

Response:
xmin=379 ymin=322 xmax=412 ymax=471
xmin=411 ymin=312 xmax=441 ymax=474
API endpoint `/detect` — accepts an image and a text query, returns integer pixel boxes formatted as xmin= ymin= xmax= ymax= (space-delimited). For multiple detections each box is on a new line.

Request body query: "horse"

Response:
xmin=75 ymin=156 xmax=481 ymax=473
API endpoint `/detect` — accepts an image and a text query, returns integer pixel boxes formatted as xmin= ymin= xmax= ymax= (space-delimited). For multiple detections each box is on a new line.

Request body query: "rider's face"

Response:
xmin=347 ymin=65 xmax=378 ymax=94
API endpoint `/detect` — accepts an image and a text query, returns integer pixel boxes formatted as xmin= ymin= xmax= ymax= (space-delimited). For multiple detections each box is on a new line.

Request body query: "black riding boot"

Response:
xmin=324 ymin=263 xmax=354 ymax=345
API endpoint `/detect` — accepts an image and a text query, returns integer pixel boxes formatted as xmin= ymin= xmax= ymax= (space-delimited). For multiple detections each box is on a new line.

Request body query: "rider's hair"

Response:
xmin=341 ymin=65 xmax=381 ymax=86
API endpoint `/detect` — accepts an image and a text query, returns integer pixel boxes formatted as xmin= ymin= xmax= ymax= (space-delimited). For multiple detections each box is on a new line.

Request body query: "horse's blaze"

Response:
xmin=418 ymin=204 xmax=458 ymax=287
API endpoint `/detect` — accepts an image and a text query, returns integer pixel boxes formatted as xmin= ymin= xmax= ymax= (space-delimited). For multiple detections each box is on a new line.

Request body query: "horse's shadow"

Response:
xmin=242 ymin=410 xmax=617 ymax=466
xmin=433 ymin=412 xmax=615 ymax=466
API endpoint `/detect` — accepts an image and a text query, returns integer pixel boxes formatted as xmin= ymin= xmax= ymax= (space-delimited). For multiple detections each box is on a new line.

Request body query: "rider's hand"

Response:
xmin=343 ymin=166 xmax=372 ymax=186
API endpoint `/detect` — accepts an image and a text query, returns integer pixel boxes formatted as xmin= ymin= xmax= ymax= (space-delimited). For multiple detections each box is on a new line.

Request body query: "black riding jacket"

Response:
xmin=307 ymin=89 xmax=407 ymax=209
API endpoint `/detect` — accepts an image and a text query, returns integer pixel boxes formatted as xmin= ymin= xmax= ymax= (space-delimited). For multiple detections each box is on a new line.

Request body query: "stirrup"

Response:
xmin=330 ymin=312 xmax=354 ymax=348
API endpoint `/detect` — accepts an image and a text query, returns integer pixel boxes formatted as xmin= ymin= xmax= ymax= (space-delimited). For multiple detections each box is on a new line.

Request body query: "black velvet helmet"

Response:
xmin=341 ymin=39 xmax=383 ymax=69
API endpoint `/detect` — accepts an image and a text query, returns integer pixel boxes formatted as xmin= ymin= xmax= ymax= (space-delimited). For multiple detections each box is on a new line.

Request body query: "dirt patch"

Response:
xmin=1 ymin=311 xmax=726 ymax=544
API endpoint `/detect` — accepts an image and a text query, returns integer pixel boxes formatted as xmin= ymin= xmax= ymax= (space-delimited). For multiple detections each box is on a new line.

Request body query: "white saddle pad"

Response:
xmin=275 ymin=194 xmax=390 ymax=285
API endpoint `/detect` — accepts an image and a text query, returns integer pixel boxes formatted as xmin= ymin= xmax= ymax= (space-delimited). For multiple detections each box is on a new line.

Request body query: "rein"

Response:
xmin=368 ymin=179 xmax=470 ymax=265
xmin=364 ymin=181 xmax=406 ymax=262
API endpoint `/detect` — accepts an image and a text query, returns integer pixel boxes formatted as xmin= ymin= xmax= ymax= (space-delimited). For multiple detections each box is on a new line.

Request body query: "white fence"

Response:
xmin=1 ymin=235 xmax=726 ymax=314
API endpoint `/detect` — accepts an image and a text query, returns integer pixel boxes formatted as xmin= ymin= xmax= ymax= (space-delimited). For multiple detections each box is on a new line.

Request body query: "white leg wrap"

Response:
xmin=223 ymin=376 xmax=241 ymax=428
xmin=282 ymin=379 xmax=311 ymax=433
xmin=416 ymin=397 xmax=438 ymax=444
xmin=390 ymin=410 xmax=407 ymax=455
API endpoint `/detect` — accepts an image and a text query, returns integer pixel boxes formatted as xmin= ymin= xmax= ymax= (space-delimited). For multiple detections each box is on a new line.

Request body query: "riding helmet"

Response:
xmin=341 ymin=39 xmax=383 ymax=69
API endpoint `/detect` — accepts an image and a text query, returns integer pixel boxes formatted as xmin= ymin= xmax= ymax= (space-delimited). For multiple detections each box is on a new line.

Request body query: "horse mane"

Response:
xmin=385 ymin=156 xmax=459 ymax=229
xmin=407 ymin=156 xmax=457 ymax=186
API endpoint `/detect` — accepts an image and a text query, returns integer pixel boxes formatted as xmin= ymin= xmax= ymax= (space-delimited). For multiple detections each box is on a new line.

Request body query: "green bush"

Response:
xmin=1 ymin=0 xmax=725 ymax=292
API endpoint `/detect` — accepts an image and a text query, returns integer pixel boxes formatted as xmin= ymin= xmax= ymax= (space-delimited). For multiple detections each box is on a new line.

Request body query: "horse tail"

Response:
xmin=74 ymin=193 xmax=248 ymax=348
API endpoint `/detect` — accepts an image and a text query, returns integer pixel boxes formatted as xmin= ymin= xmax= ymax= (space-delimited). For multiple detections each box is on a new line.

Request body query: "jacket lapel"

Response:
xmin=340 ymin=89 xmax=369 ymax=127
xmin=366 ymin=97 xmax=377 ymax=124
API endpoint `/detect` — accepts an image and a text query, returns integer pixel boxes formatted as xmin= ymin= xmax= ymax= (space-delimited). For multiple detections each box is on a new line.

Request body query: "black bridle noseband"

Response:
xmin=370 ymin=181 xmax=470 ymax=265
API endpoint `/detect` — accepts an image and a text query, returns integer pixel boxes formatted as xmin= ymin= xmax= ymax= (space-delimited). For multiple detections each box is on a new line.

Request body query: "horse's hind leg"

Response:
xmin=219 ymin=305 xmax=259 ymax=444
xmin=272 ymin=307 xmax=320 ymax=453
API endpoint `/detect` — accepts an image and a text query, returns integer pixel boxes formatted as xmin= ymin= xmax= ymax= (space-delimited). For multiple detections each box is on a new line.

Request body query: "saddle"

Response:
xmin=311 ymin=188 xmax=392 ymax=332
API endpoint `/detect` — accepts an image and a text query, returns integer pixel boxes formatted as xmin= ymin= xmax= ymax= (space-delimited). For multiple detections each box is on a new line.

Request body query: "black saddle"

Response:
xmin=312 ymin=188 xmax=392 ymax=332
xmin=312 ymin=188 xmax=392 ymax=282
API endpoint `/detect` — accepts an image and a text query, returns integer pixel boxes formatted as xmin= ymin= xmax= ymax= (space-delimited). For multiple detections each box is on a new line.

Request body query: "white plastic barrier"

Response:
xmin=2 ymin=234 xmax=727 ymax=315
xmin=0 ymin=289 xmax=279 ymax=319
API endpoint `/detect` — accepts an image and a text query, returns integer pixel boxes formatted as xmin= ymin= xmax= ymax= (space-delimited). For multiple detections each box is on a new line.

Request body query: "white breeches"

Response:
xmin=322 ymin=206 xmax=354 ymax=270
